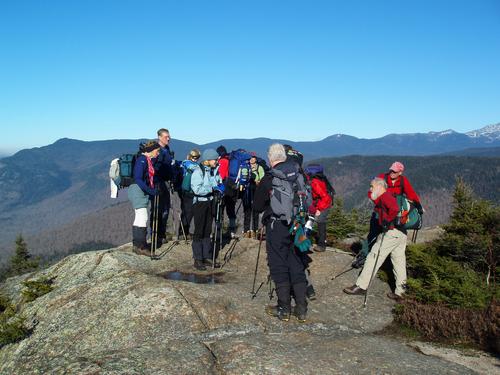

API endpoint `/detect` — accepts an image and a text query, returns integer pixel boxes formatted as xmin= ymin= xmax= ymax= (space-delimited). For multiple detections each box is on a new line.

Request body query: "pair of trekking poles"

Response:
xmin=251 ymin=227 xmax=275 ymax=300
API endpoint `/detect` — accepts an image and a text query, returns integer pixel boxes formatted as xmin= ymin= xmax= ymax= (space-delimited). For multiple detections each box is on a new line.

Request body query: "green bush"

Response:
xmin=21 ymin=276 xmax=54 ymax=303
xmin=0 ymin=297 xmax=30 ymax=348
xmin=405 ymin=244 xmax=496 ymax=309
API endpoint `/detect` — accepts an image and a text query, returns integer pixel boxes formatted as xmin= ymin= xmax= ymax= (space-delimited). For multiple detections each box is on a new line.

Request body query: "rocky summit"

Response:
xmin=0 ymin=237 xmax=480 ymax=374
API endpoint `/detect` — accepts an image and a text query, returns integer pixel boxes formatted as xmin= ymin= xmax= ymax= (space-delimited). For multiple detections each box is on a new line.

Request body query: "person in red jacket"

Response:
xmin=369 ymin=161 xmax=422 ymax=209
xmin=344 ymin=177 xmax=408 ymax=300
xmin=305 ymin=165 xmax=333 ymax=252
xmin=216 ymin=145 xmax=237 ymax=237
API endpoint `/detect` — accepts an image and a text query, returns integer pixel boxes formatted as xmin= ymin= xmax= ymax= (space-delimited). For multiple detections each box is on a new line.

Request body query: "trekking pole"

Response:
xmin=363 ymin=232 xmax=386 ymax=308
xmin=213 ymin=196 xmax=222 ymax=269
xmin=251 ymin=227 xmax=265 ymax=295
xmin=178 ymin=212 xmax=188 ymax=244
xmin=151 ymin=192 xmax=159 ymax=259
xmin=331 ymin=258 xmax=355 ymax=280
xmin=411 ymin=229 xmax=419 ymax=243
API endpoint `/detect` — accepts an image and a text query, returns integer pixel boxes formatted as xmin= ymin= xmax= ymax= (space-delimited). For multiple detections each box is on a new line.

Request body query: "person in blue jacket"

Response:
xmin=128 ymin=140 xmax=161 ymax=256
xmin=191 ymin=149 xmax=224 ymax=270
xmin=179 ymin=148 xmax=201 ymax=238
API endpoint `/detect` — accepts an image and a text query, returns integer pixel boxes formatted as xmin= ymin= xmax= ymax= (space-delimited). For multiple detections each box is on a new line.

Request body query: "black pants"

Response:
xmin=224 ymin=194 xmax=237 ymax=221
xmin=180 ymin=193 xmax=194 ymax=235
xmin=192 ymin=200 xmax=214 ymax=260
xmin=266 ymin=219 xmax=307 ymax=286
xmin=243 ymin=205 xmax=260 ymax=232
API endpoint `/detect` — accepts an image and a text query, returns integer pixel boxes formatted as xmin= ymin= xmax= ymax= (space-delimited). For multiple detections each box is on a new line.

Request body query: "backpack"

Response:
xmin=305 ymin=164 xmax=335 ymax=202
xmin=109 ymin=153 xmax=137 ymax=188
xmin=228 ymin=149 xmax=252 ymax=190
xmin=384 ymin=174 xmax=422 ymax=230
xmin=270 ymin=163 xmax=312 ymax=225
xmin=181 ymin=163 xmax=205 ymax=197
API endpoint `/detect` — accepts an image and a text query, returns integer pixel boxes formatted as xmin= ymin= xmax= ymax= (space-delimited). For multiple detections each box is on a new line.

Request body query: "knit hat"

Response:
xmin=389 ymin=161 xmax=405 ymax=173
xmin=200 ymin=148 xmax=219 ymax=162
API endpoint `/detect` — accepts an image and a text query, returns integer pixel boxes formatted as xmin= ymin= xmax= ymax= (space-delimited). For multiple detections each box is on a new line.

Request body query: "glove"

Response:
xmin=147 ymin=187 xmax=159 ymax=196
xmin=414 ymin=202 xmax=424 ymax=215
xmin=214 ymin=183 xmax=225 ymax=194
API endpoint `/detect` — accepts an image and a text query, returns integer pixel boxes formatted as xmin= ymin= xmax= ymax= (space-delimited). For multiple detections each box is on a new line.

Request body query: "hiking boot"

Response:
xmin=306 ymin=284 xmax=316 ymax=301
xmin=193 ymin=259 xmax=206 ymax=271
xmin=387 ymin=292 xmax=403 ymax=302
xmin=343 ymin=285 xmax=366 ymax=295
xmin=265 ymin=305 xmax=291 ymax=322
xmin=203 ymin=259 xmax=221 ymax=268
xmin=293 ymin=305 xmax=307 ymax=323
xmin=313 ymin=245 xmax=326 ymax=252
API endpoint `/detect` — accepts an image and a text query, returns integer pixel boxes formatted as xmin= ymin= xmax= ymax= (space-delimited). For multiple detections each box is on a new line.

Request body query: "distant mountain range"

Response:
xmin=0 ymin=124 xmax=499 ymax=265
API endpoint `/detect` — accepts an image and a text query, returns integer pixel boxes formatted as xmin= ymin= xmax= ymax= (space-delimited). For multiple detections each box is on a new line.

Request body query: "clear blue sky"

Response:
xmin=1 ymin=0 xmax=499 ymax=154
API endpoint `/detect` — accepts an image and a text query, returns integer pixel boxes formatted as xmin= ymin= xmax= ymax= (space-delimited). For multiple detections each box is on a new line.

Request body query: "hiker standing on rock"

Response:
xmin=128 ymin=141 xmax=161 ymax=256
xmin=191 ymin=149 xmax=224 ymax=271
xmin=179 ymin=149 xmax=201 ymax=240
xmin=343 ymin=177 xmax=408 ymax=300
xmin=359 ymin=161 xmax=424 ymax=266
xmin=304 ymin=164 xmax=333 ymax=252
xmin=254 ymin=143 xmax=310 ymax=323
xmin=154 ymin=128 xmax=175 ymax=244
xmin=216 ymin=145 xmax=238 ymax=238
xmin=242 ymin=153 xmax=265 ymax=239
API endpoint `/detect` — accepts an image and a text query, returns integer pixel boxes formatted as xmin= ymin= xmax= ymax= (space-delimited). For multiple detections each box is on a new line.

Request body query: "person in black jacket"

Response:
xmin=253 ymin=143 xmax=309 ymax=323
xmin=154 ymin=128 xmax=174 ymax=243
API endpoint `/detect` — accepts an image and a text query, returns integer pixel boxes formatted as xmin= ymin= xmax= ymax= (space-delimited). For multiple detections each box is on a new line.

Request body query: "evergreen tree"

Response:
xmin=8 ymin=235 xmax=39 ymax=276
xmin=433 ymin=177 xmax=499 ymax=285
xmin=327 ymin=198 xmax=357 ymax=241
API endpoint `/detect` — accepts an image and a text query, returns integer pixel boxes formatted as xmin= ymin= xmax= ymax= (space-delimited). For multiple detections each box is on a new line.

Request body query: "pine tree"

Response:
xmin=327 ymin=198 xmax=357 ymax=241
xmin=8 ymin=235 xmax=39 ymax=276
xmin=434 ymin=177 xmax=499 ymax=285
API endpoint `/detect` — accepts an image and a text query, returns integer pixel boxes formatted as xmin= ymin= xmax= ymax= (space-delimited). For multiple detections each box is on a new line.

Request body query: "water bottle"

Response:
xmin=305 ymin=216 xmax=315 ymax=237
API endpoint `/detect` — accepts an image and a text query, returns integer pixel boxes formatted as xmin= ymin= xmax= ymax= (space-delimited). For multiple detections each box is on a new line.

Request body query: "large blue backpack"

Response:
xmin=228 ymin=149 xmax=252 ymax=191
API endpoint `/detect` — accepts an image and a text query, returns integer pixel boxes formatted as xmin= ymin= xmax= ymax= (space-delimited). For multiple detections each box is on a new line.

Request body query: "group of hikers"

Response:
xmin=110 ymin=128 xmax=424 ymax=323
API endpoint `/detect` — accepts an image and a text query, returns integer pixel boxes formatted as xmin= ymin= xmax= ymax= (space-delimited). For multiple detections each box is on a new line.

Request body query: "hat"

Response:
xmin=216 ymin=145 xmax=227 ymax=156
xmin=200 ymin=148 xmax=219 ymax=162
xmin=389 ymin=161 xmax=405 ymax=173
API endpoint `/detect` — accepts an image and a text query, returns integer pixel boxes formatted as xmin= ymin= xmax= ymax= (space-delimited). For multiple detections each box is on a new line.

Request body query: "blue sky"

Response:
xmin=1 ymin=0 xmax=499 ymax=154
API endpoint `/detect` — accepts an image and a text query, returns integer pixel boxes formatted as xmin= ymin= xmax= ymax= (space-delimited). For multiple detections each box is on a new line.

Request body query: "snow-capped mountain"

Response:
xmin=466 ymin=124 xmax=500 ymax=141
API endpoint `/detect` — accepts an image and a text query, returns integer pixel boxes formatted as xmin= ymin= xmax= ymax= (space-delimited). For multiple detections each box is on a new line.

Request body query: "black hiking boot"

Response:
xmin=193 ymin=259 xmax=206 ymax=271
xmin=203 ymin=259 xmax=221 ymax=268
xmin=293 ymin=304 xmax=307 ymax=323
xmin=265 ymin=305 xmax=291 ymax=322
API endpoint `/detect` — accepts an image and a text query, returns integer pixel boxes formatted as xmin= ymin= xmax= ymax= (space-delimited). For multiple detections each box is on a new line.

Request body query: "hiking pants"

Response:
xmin=193 ymin=200 xmax=213 ymax=242
xmin=356 ymin=229 xmax=407 ymax=296
xmin=180 ymin=193 xmax=194 ymax=235
xmin=243 ymin=206 xmax=260 ymax=232
xmin=224 ymin=194 xmax=237 ymax=223
xmin=266 ymin=219 xmax=307 ymax=286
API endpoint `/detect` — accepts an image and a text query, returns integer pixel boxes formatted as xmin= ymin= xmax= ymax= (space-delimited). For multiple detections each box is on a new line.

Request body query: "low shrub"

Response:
xmin=21 ymin=276 xmax=54 ymax=302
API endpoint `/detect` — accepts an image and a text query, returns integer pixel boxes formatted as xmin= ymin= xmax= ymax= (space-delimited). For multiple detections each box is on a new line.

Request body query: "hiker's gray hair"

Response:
xmin=267 ymin=143 xmax=287 ymax=165
xmin=371 ymin=177 xmax=388 ymax=189
xmin=157 ymin=128 xmax=170 ymax=136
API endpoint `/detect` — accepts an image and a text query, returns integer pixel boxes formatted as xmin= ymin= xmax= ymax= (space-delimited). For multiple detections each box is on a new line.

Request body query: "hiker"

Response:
xmin=254 ymin=143 xmax=310 ymax=323
xmin=128 ymin=140 xmax=161 ymax=256
xmin=343 ymin=177 xmax=408 ymax=300
xmin=304 ymin=164 xmax=333 ymax=252
xmin=154 ymin=128 xmax=175 ymax=244
xmin=242 ymin=153 xmax=265 ymax=238
xmin=357 ymin=161 xmax=424 ymax=267
xmin=216 ymin=145 xmax=238 ymax=238
xmin=179 ymin=149 xmax=201 ymax=239
xmin=191 ymin=149 xmax=224 ymax=270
